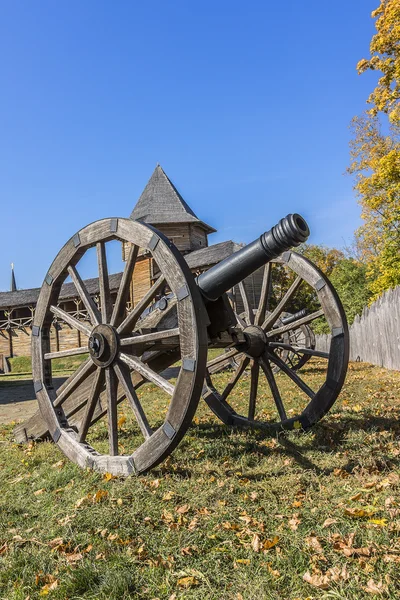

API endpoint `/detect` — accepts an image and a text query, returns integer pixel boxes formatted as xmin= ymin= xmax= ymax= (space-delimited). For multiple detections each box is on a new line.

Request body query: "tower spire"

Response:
xmin=10 ymin=263 xmax=17 ymax=292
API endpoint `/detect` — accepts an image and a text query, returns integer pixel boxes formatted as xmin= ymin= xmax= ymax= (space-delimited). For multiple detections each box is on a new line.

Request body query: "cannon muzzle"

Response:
xmin=196 ymin=213 xmax=309 ymax=301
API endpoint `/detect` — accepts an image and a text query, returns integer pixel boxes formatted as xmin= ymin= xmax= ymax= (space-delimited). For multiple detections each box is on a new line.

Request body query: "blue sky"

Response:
xmin=0 ymin=0 xmax=378 ymax=290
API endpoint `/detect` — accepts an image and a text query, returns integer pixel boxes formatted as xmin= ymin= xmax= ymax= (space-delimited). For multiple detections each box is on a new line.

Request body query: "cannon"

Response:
xmin=14 ymin=214 xmax=349 ymax=476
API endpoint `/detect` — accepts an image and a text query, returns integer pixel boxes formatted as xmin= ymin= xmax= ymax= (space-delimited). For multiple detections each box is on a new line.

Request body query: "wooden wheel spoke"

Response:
xmin=238 ymin=281 xmax=254 ymax=325
xmin=259 ymin=354 xmax=287 ymax=421
xmin=266 ymin=350 xmax=315 ymax=399
xmin=97 ymin=242 xmax=112 ymax=324
xmin=50 ymin=305 xmax=92 ymax=336
xmin=110 ymin=244 xmax=139 ymax=327
xmin=78 ymin=368 xmax=105 ymax=443
xmin=117 ymin=275 xmax=166 ymax=335
xmin=206 ymin=347 xmax=239 ymax=370
xmin=67 ymin=265 xmax=101 ymax=326
xmin=54 ymin=358 xmax=96 ymax=407
xmin=266 ymin=309 xmax=325 ymax=338
xmin=120 ymin=328 xmax=180 ymax=347
xmin=105 ymin=367 xmax=119 ymax=455
xmin=114 ymin=361 xmax=153 ymax=439
xmin=269 ymin=342 xmax=329 ymax=359
xmin=220 ymin=356 xmax=250 ymax=401
xmin=45 ymin=346 xmax=88 ymax=360
xmin=262 ymin=276 xmax=303 ymax=331
xmin=119 ymin=352 xmax=174 ymax=396
xmin=254 ymin=263 xmax=272 ymax=326
xmin=248 ymin=360 xmax=259 ymax=420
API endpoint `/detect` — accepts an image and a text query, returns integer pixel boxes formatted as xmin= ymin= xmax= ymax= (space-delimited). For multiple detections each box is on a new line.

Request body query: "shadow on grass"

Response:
xmin=187 ymin=410 xmax=400 ymax=477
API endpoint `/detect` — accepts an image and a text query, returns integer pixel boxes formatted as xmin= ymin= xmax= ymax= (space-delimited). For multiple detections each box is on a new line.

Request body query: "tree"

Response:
xmin=330 ymin=258 xmax=372 ymax=324
xmin=349 ymin=0 xmax=400 ymax=301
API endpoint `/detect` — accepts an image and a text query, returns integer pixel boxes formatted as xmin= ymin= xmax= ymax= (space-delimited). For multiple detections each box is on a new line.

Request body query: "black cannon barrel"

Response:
xmin=196 ymin=213 xmax=309 ymax=302
xmin=280 ymin=308 xmax=307 ymax=326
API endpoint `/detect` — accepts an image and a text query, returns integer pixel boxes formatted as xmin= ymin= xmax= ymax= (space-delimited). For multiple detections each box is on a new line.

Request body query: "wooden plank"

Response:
xmin=97 ymin=242 xmax=112 ymax=324
xmin=117 ymin=275 xmax=166 ymax=335
xmin=50 ymin=306 xmax=91 ymax=336
xmin=262 ymin=275 xmax=303 ymax=331
xmin=114 ymin=361 xmax=153 ymax=439
xmin=119 ymin=352 xmax=175 ymax=396
xmin=111 ymin=244 xmax=139 ymax=326
xmin=67 ymin=265 xmax=101 ymax=326
xmin=44 ymin=346 xmax=88 ymax=360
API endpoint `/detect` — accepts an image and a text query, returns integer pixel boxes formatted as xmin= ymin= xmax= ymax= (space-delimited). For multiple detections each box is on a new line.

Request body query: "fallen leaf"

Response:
xmin=251 ymin=534 xmax=261 ymax=553
xmin=48 ymin=537 xmax=64 ymax=549
xmin=263 ymin=536 xmax=279 ymax=551
xmin=177 ymin=576 xmax=199 ymax=588
xmin=368 ymin=518 xmax=387 ymax=527
xmin=188 ymin=518 xmax=198 ymax=530
xmin=322 ymin=517 xmax=338 ymax=528
xmin=344 ymin=507 xmax=376 ymax=518
xmin=288 ymin=514 xmax=301 ymax=531
xmin=363 ymin=578 xmax=387 ymax=595
xmin=64 ymin=552 xmax=83 ymax=563
xmin=103 ymin=472 xmax=117 ymax=482
xmin=176 ymin=504 xmax=190 ymax=514
xmin=75 ymin=496 xmax=91 ymax=509
xmin=93 ymin=489 xmax=108 ymax=503
xmin=58 ymin=514 xmax=76 ymax=526
xmin=34 ymin=489 xmax=45 ymax=496
xmin=305 ymin=536 xmax=324 ymax=555
xmin=236 ymin=558 xmax=250 ymax=565
xmin=163 ymin=491 xmax=175 ymax=501
xmin=117 ymin=415 xmax=126 ymax=428
xmin=303 ymin=565 xmax=349 ymax=590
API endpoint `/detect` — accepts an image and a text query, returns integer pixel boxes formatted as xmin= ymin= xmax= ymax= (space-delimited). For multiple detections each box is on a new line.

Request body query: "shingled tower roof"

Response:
xmin=130 ymin=165 xmax=216 ymax=233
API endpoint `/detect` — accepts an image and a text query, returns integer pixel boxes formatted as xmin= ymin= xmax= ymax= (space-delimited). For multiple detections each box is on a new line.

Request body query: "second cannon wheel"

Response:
xmin=203 ymin=251 xmax=349 ymax=432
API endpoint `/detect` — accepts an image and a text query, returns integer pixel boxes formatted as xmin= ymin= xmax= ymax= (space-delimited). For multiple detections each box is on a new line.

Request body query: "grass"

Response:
xmin=0 ymin=360 xmax=400 ymax=599
xmin=3 ymin=355 xmax=90 ymax=380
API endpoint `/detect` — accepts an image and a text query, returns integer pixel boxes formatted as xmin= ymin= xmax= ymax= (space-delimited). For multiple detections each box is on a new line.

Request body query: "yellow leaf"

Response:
xmin=117 ymin=415 xmax=126 ymax=429
xmin=117 ymin=498 xmax=123 ymax=506
xmin=263 ymin=536 xmax=279 ymax=550
xmin=177 ymin=576 xmax=199 ymax=588
xmin=236 ymin=558 xmax=250 ymax=565
xmin=368 ymin=518 xmax=388 ymax=527
xmin=93 ymin=490 xmax=108 ymax=503
xmin=103 ymin=472 xmax=117 ymax=482
xmin=162 ymin=491 xmax=175 ymax=501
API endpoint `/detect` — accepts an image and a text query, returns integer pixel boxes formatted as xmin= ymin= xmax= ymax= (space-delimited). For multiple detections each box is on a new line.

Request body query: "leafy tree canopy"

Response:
xmin=349 ymin=0 xmax=400 ymax=301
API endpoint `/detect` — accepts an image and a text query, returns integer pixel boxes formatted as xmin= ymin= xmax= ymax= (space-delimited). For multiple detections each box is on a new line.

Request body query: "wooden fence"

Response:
xmin=316 ymin=286 xmax=400 ymax=371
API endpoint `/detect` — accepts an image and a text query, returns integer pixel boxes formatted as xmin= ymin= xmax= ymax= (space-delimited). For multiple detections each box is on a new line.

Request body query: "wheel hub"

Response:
xmin=88 ymin=324 xmax=118 ymax=368
xmin=242 ymin=325 xmax=267 ymax=358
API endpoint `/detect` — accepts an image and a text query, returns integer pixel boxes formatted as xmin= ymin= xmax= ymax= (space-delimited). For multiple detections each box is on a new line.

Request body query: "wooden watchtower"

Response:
xmin=124 ymin=165 xmax=216 ymax=306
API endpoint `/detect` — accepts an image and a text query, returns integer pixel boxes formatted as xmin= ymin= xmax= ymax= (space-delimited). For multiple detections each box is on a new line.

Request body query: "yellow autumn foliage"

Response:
xmin=349 ymin=0 xmax=400 ymax=301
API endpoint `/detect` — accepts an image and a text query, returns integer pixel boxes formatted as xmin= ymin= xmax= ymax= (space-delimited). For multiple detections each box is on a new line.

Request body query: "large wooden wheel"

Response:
xmin=32 ymin=218 xmax=208 ymax=475
xmin=203 ymin=251 xmax=349 ymax=431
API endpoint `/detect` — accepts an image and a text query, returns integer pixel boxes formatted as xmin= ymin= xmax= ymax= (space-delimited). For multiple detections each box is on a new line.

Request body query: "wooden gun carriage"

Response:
xmin=15 ymin=214 xmax=349 ymax=476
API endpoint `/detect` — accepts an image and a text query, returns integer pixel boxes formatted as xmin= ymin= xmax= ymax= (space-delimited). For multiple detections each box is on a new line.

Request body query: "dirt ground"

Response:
xmin=0 ymin=377 xmax=67 ymax=424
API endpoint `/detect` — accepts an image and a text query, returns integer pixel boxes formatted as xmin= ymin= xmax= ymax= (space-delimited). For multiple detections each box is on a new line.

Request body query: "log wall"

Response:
xmin=316 ymin=286 xmax=400 ymax=371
